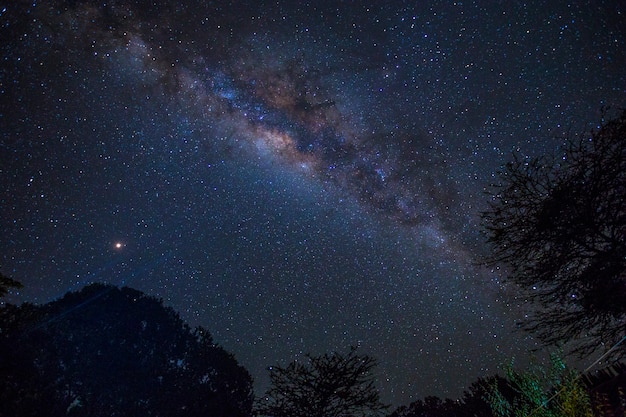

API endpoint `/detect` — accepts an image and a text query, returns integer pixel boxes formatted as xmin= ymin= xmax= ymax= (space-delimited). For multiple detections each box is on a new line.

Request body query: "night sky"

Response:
xmin=1 ymin=0 xmax=624 ymax=406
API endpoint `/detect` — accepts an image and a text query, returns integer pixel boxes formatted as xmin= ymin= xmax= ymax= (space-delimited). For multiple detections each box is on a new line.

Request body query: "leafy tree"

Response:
xmin=488 ymin=354 xmax=594 ymax=417
xmin=256 ymin=347 xmax=388 ymax=417
xmin=388 ymin=375 xmax=515 ymax=417
xmin=0 ymin=283 xmax=254 ymax=417
xmin=0 ymin=271 xmax=22 ymax=298
xmin=481 ymin=109 xmax=626 ymax=356
xmin=391 ymin=396 xmax=459 ymax=417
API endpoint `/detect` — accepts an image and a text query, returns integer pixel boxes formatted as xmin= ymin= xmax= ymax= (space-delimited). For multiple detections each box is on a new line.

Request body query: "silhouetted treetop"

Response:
xmin=388 ymin=375 xmax=514 ymax=417
xmin=257 ymin=347 xmax=388 ymax=417
xmin=0 ymin=271 xmax=22 ymax=298
xmin=481 ymin=109 xmax=626 ymax=356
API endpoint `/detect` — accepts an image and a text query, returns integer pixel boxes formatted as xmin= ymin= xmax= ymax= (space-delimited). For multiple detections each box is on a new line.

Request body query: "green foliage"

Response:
xmin=488 ymin=354 xmax=594 ymax=417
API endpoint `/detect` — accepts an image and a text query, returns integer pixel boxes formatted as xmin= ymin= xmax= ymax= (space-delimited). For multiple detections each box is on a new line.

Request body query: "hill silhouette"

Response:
xmin=0 ymin=283 xmax=253 ymax=417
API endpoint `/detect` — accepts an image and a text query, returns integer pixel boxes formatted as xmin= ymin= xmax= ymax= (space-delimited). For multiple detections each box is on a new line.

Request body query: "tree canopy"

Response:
xmin=488 ymin=354 xmax=593 ymax=417
xmin=256 ymin=347 xmax=388 ymax=417
xmin=389 ymin=376 xmax=512 ymax=417
xmin=0 ymin=271 xmax=22 ymax=298
xmin=481 ymin=109 xmax=626 ymax=356
xmin=0 ymin=283 xmax=254 ymax=417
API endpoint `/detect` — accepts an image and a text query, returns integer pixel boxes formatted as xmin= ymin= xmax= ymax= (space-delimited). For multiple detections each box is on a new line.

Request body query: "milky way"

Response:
xmin=1 ymin=0 xmax=624 ymax=405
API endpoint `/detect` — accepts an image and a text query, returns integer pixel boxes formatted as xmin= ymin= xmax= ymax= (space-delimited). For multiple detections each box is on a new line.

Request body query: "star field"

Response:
xmin=1 ymin=0 xmax=624 ymax=406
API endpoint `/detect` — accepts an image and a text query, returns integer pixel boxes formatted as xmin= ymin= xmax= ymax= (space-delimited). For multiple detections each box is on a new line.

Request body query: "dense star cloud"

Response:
xmin=1 ymin=0 xmax=624 ymax=406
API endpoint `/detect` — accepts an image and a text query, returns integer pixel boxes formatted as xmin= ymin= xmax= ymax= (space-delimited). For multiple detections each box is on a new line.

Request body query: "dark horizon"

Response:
xmin=1 ymin=0 xmax=624 ymax=406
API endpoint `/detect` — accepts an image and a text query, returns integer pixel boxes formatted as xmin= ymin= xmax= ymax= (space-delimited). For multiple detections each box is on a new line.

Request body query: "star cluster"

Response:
xmin=1 ymin=0 xmax=624 ymax=405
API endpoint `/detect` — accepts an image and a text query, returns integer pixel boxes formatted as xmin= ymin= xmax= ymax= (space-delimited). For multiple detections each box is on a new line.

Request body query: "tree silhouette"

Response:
xmin=256 ymin=347 xmax=388 ymax=417
xmin=481 ymin=109 xmax=626 ymax=356
xmin=0 ymin=283 xmax=253 ymax=417
xmin=388 ymin=375 xmax=515 ymax=417
xmin=0 ymin=271 xmax=22 ymax=298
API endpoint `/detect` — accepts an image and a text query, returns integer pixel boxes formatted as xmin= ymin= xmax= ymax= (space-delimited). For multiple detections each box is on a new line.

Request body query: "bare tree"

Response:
xmin=481 ymin=109 xmax=626 ymax=357
xmin=256 ymin=347 xmax=388 ymax=417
